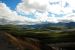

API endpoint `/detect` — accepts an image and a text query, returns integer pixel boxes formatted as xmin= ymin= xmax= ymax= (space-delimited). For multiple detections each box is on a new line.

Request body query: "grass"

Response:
xmin=0 ymin=25 xmax=75 ymax=50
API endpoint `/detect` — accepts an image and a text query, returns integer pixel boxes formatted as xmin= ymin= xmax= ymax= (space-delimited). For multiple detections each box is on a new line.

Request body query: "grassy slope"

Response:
xmin=0 ymin=25 xmax=75 ymax=50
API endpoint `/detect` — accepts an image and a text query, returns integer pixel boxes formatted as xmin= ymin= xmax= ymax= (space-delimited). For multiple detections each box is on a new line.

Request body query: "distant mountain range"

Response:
xmin=19 ymin=22 xmax=75 ymax=29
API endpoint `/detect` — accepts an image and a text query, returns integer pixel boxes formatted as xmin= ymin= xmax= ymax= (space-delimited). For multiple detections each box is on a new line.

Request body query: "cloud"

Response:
xmin=1 ymin=0 xmax=75 ymax=25
xmin=0 ymin=2 xmax=41 ymax=25
xmin=16 ymin=0 xmax=49 ymax=13
xmin=16 ymin=0 xmax=75 ymax=23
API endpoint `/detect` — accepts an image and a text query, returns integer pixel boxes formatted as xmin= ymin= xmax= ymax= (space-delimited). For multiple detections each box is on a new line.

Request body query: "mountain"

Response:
xmin=19 ymin=22 xmax=75 ymax=29
xmin=65 ymin=22 xmax=75 ymax=27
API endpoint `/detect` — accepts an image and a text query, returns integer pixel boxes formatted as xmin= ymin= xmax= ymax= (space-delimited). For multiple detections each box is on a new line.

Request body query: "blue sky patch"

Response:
xmin=0 ymin=0 xmax=21 ymax=10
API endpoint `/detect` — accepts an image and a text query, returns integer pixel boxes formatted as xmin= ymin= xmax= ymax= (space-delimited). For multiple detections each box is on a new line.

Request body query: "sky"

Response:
xmin=0 ymin=0 xmax=75 ymax=25
xmin=0 ymin=0 xmax=21 ymax=10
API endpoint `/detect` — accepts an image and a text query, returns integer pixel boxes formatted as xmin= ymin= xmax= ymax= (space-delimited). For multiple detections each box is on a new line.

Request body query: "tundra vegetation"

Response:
xmin=0 ymin=24 xmax=75 ymax=50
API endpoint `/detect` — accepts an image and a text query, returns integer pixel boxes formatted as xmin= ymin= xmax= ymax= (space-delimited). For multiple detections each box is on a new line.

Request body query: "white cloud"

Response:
xmin=16 ymin=0 xmax=75 ymax=23
xmin=1 ymin=0 xmax=75 ymax=25
xmin=0 ymin=2 xmax=41 ymax=25
xmin=16 ymin=0 xmax=49 ymax=13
